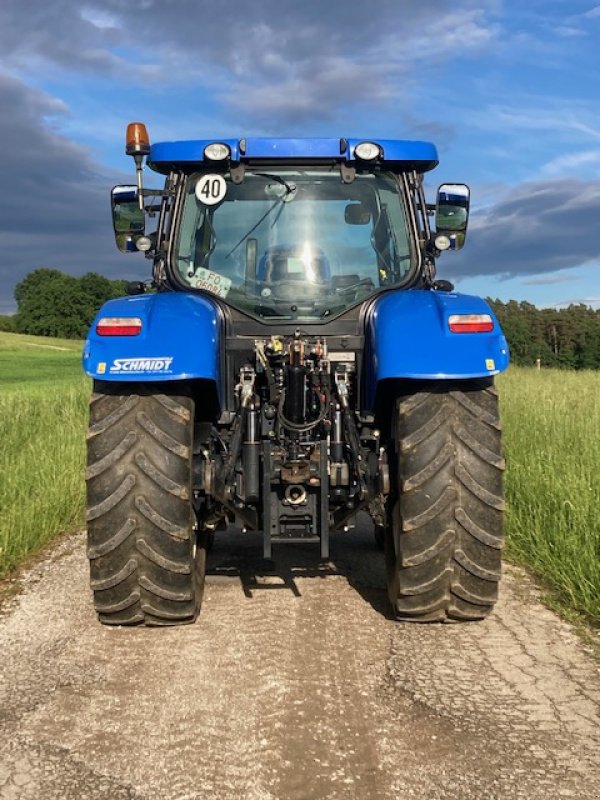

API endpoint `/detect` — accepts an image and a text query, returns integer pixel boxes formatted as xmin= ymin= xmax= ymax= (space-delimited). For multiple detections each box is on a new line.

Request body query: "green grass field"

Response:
xmin=0 ymin=331 xmax=84 ymax=388
xmin=0 ymin=333 xmax=89 ymax=575
xmin=0 ymin=332 xmax=598 ymax=626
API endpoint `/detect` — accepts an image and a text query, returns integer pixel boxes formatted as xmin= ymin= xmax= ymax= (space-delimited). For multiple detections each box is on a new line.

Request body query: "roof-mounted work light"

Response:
xmin=126 ymin=122 xmax=151 ymax=210
xmin=204 ymin=142 xmax=230 ymax=161
xmin=354 ymin=141 xmax=382 ymax=161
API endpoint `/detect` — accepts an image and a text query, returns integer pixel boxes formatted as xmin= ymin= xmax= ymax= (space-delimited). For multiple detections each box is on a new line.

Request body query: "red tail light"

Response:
xmin=96 ymin=317 xmax=142 ymax=336
xmin=448 ymin=314 xmax=494 ymax=333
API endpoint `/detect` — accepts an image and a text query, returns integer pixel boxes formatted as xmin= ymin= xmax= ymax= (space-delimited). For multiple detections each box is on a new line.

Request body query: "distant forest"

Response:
xmin=488 ymin=299 xmax=600 ymax=370
xmin=1 ymin=270 xmax=599 ymax=369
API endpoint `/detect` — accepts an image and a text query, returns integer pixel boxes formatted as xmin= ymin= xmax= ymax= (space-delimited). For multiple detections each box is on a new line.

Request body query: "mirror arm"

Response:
xmin=140 ymin=189 xmax=171 ymax=218
xmin=141 ymin=188 xmax=171 ymax=197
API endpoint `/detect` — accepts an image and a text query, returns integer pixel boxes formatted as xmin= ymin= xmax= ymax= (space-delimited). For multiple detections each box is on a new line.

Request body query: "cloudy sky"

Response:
xmin=1 ymin=0 xmax=599 ymax=313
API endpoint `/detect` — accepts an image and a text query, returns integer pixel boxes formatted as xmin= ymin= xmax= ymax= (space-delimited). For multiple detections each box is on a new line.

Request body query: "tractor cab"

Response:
xmin=110 ymin=128 xmax=472 ymax=321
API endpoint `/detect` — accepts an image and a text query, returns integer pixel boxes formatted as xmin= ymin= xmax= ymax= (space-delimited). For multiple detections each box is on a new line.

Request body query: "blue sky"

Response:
xmin=1 ymin=0 xmax=599 ymax=313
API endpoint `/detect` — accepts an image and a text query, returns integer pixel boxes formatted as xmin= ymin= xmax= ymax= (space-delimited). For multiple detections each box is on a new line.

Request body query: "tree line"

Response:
xmin=1 ymin=270 xmax=600 ymax=369
xmin=488 ymin=299 xmax=600 ymax=370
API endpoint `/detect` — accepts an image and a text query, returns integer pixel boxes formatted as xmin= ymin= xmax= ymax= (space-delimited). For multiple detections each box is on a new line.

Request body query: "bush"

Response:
xmin=0 ymin=315 xmax=16 ymax=332
xmin=14 ymin=268 xmax=126 ymax=339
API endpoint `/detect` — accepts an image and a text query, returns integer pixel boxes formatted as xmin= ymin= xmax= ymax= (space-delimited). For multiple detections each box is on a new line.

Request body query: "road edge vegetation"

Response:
xmin=0 ymin=333 xmax=88 ymax=579
xmin=498 ymin=367 xmax=600 ymax=631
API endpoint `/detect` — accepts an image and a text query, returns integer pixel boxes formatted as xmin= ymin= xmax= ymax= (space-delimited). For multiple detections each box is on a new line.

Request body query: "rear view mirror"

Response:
xmin=111 ymin=185 xmax=145 ymax=253
xmin=435 ymin=183 xmax=470 ymax=250
xmin=345 ymin=203 xmax=371 ymax=225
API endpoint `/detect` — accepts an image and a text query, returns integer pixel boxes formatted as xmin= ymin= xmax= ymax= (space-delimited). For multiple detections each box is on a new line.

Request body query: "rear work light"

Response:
xmin=96 ymin=317 xmax=142 ymax=336
xmin=354 ymin=141 xmax=381 ymax=160
xmin=448 ymin=314 xmax=494 ymax=333
xmin=204 ymin=142 xmax=230 ymax=161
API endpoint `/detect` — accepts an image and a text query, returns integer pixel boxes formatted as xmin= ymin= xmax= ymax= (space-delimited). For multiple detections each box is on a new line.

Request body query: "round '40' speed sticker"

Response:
xmin=195 ymin=174 xmax=227 ymax=205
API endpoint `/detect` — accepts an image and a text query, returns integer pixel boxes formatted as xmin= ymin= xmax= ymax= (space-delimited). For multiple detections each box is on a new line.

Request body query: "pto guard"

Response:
xmin=83 ymin=292 xmax=221 ymax=386
xmin=366 ymin=289 xmax=509 ymax=406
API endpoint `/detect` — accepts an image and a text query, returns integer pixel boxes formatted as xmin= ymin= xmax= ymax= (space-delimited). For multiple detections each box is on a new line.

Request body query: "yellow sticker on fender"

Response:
xmin=97 ymin=362 xmax=106 ymax=374
xmin=486 ymin=359 xmax=495 ymax=370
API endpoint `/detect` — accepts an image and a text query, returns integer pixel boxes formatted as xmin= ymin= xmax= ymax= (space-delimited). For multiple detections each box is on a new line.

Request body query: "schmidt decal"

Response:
xmin=109 ymin=357 xmax=174 ymax=374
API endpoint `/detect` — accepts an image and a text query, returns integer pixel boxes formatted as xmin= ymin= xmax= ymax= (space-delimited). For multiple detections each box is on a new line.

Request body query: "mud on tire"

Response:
xmin=86 ymin=382 xmax=206 ymax=626
xmin=385 ymin=379 xmax=505 ymax=622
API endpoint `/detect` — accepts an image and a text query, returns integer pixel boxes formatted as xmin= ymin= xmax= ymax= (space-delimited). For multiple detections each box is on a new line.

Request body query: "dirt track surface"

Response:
xmin=1 ymin=522 xmax=599 ymax=800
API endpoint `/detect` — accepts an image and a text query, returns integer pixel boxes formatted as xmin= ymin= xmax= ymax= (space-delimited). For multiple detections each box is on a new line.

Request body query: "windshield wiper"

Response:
xmin=225 ymin=174 xmax=295 ymax=258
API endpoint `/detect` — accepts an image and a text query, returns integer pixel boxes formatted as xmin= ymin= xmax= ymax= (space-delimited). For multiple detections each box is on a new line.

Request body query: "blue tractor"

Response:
xmin=84 ymin=126 xmax=509 ymax=626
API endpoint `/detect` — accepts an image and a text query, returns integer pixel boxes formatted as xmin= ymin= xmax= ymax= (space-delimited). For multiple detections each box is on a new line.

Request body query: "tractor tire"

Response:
xmin=385 ymin=380 xmax=505 ymax=622
xmin=86 ymin=382 xmax=206 ymax=626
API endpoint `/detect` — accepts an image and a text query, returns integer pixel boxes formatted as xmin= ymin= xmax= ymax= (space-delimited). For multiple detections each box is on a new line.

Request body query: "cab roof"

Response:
xmin=147 ymin=137 xmax=438 ymax=174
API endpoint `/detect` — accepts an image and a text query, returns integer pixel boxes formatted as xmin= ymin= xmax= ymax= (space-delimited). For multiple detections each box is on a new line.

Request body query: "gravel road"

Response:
xmin=1 ymin=521 xmax=599 ymax=800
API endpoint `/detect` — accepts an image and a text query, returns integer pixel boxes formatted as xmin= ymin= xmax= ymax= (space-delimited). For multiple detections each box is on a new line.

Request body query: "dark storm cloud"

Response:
xmin=0 ymin=0 xmax=496 ymax=124
xmin=0 ymin=75 xmax=138 ymax=313
xmin=0 ymin=1 xmax=474 ymax=68
xmin=0 ymin=3 xmax=119 ymax=74
xmin=450 ymin=179 xmax=600 ymax=280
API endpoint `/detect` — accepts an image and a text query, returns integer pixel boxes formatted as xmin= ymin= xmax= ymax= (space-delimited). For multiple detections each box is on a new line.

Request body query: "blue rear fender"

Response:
xmin=365 ymin=290 xmax=509 ymax=408
xmin=83 ymin=292 xmax=221 ymax=390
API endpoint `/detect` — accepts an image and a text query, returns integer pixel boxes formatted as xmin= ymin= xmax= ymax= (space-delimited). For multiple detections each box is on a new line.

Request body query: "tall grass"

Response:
xmin=0 ymin=334 xmax=89 ymax=576
xmin=499 ymin=366 xmax=600 ymax=624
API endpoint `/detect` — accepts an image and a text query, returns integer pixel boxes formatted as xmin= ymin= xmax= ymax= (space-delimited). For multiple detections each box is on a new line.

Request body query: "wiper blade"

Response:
xmin=225 ymin=174 xmax=295 ymax=258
